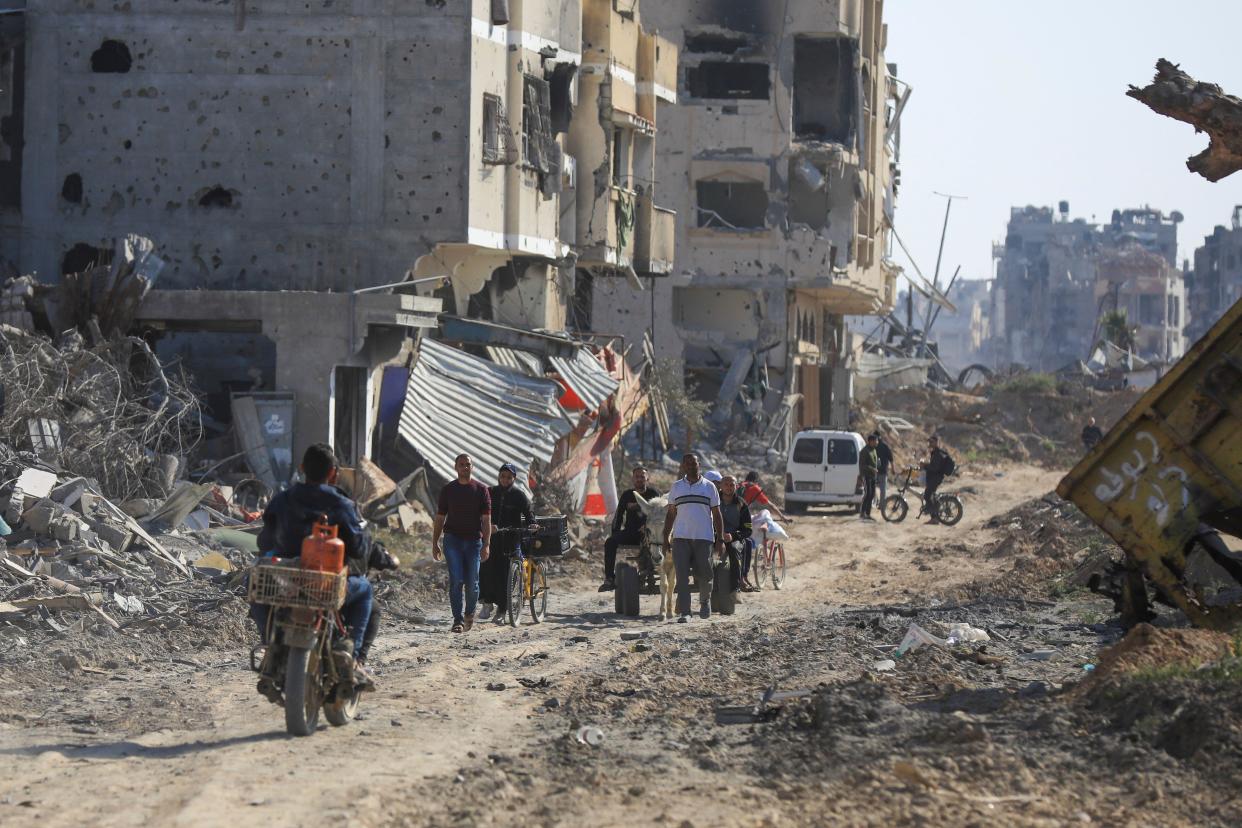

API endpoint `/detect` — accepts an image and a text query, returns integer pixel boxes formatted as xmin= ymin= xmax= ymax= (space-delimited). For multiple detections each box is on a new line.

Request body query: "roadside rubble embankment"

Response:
xmin=858 ymin=384 xmax=1142 ymax=469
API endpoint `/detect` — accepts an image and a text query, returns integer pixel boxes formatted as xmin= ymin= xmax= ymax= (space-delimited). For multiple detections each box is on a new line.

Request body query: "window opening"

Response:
xmin=482 ymin=93 xmax=514 ymax=165
xmin=793 ymin=36 xmax=856 ymax=142
xmin=696 ymin=180 xmax=767 ymax=230
xmin=687 ymin=61 xmax=769 ymax=100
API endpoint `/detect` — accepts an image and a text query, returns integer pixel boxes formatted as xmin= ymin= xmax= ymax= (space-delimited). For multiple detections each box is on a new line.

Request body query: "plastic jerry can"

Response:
xmin=301 ymin=516 xmax=345 ymax=572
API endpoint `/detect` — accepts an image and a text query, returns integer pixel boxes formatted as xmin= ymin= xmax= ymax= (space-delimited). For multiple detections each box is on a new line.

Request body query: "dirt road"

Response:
xmin=2 ymin=464 xmax=1237 ymax=827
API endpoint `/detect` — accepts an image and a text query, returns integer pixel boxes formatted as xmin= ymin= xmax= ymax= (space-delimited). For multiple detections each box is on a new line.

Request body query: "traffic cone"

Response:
xmin=582 ymin=456 xmax=608 ymax=518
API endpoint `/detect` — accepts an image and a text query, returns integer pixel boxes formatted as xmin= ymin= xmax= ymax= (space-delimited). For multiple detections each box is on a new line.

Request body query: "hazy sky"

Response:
xmin=884 ymin=0 xmax=1242 ymax=292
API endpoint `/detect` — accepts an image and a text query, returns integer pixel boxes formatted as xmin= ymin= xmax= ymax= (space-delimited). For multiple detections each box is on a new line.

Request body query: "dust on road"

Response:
xmin=2 ymin=464 xmax=1239 ymax=827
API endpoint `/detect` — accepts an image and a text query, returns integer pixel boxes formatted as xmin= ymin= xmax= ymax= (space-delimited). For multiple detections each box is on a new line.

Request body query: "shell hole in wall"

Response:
xmin=91 ymin=40 xmax=133 ymax=73
xmin=61 ymin=173 xmax=83 ymax=203
xmin=198 ymin=186 xmax=236 ymax=208
xmin=61 ymin=242 xmax=111 ymax=276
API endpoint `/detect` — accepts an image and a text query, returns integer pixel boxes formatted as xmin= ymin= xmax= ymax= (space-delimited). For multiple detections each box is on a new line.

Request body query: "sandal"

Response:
xmin=451 ymin=622 xmax=464 ymax=633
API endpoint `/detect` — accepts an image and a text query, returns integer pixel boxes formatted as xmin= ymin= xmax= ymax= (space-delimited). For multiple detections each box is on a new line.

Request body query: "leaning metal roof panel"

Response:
xmin=549 ymin=347 xmax=619 ymax=411
xmin=399 ymin=338 xmax=571 ymax=489
xmin=485 ymin=345 xmax=543 ymax=377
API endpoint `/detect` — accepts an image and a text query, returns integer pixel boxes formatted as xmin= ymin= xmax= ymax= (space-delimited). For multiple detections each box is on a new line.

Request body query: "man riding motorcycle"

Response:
xmin=251 ymin=442 xmax=376 ymax=694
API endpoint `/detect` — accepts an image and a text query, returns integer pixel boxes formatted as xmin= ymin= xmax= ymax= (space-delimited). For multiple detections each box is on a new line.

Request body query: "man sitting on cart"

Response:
xmin=599 ymin=465 xmax=662 ymax=592
xmin=718 ymin=475 xmax=753 ymax=592
xmin=479 ymin=463 xmax=537 ymax=622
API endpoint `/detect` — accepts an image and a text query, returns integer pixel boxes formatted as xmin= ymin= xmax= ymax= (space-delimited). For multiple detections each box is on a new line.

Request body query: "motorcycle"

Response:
xmin=248 ymin=559 xmax=362 ymax=736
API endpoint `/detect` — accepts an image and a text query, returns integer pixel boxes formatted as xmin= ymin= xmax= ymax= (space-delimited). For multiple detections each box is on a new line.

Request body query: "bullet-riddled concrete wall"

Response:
xmin=16 ymin=1 xmax=471 ymax=290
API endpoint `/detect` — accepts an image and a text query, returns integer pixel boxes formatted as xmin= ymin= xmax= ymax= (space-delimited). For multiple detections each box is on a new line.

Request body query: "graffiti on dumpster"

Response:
xmin=1092 ymin=430 xmax=1191 ymax=528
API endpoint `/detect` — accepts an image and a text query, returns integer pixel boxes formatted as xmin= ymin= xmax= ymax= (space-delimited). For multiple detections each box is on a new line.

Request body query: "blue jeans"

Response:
xmin=443 ymin=533 xmax=482 ymax=624
xmin=249 ymin=574 xmax=373 ymax=657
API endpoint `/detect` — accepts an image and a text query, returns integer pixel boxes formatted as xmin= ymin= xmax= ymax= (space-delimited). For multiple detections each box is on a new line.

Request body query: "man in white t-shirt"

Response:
xmin=662 ymin=453 xmax=724 ymax=622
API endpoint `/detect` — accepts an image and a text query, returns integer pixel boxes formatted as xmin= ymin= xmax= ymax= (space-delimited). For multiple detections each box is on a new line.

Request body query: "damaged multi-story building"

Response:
xmin=1187 ymin=206 xmax=1242 ymax=344
xmin=585 ymin=0 xmax=902 ymax=433
xmin=1 ymin=1 xmax=674 ymax=469
xmin=990 ymin=203 xmax=1185 ymax=371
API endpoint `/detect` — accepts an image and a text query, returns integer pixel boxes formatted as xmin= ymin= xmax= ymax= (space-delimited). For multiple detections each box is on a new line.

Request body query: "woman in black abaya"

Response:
xmin=478 ymin=463 xmax=537 ymax=622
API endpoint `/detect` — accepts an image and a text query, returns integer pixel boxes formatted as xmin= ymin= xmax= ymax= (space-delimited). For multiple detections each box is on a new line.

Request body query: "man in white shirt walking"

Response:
xmin=662 ymin=453 xmax=725 ymax=622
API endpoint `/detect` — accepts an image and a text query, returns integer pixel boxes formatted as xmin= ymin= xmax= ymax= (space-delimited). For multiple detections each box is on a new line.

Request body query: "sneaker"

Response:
xmin=463 ymin=613 xmax=476 ymax=632
xmin=598 ymin=580 xmax=615 ymax=592
xmin=451 ymin=622 xmax=465 ymax=633
xmin=699 ymin=605 xmax=711 ymax=620
xmin=478 ymin=603 xmax=493 ymax=621
xmin=678 ymin=615 xmax=690 ymax=624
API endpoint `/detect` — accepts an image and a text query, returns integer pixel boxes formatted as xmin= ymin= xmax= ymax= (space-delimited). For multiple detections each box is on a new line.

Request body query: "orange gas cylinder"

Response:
xmin=301 ymin=515 xmax=345 ymax=572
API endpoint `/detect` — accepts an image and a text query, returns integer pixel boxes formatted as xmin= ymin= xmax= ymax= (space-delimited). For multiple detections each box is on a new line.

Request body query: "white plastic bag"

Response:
xmin=946 ymin=623 xmax=990 ymax=644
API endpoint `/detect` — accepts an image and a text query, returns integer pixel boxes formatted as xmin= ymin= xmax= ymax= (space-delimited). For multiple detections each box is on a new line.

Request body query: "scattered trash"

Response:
xmin=873 ymin=659 xmax=897 ymax=672
xmin=620 ymin=631 xmax=648 ymax=641
xmin=894 ymin=623 xmax=947 ymax=656
xmin=1082 ymin=663 xmax=1096 ymax=672
xmin=575 ymin=726 xmax=605 ymax=746
xmin=946 ymin=623 xmax=990 ymax=644
xmin=486 ymin=682 xmax=507 ymax=691
xmin=1019 ymin=649 xmax=1058 ymax=661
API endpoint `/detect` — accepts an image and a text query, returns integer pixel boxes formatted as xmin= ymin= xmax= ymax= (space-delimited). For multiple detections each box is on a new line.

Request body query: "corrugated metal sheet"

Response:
xmin=399 ymin=338 xmax=571 ymax=489
xmin=549 ymin=347 xmax=619 ymax=411
xmin=485 ymin=346 xmax=543 ymax=376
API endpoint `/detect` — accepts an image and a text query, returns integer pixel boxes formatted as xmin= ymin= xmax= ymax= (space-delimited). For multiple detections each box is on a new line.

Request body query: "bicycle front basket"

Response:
xmin=248 ymin=562 xmax=347 ymax=611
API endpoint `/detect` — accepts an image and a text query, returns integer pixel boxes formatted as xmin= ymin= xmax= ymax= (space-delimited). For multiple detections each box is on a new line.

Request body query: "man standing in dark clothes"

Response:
xmin=599 ymin=465 xmax=661 ymax=591
xmin=860 ymin=433 xmax=880 ymax=521
xmin=921 ymin=436 xmax=954 ymax=524
xmin=1082 ymin=417 xmax=1104 ymax=451
xmin=432 ymin=454 xmax=492 ymax=633
xmin=479 ymin=463 xmax=537 ymax=622
xmin=876 ymin=433 xmax=894 ymax=503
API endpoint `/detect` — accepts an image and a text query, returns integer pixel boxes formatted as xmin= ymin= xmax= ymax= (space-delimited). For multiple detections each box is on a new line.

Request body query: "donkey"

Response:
xmin=631 ymin=491 xmax=676 ymax=620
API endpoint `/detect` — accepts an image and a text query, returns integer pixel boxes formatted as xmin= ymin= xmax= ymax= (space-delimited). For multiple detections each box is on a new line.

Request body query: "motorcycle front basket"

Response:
xmin=248 ymin=562 xmax=347 ymax=611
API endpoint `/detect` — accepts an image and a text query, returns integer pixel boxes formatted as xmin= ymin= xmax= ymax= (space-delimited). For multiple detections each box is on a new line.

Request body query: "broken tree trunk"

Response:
xmin=1128 ymin=59 xmax=1242 ymax=181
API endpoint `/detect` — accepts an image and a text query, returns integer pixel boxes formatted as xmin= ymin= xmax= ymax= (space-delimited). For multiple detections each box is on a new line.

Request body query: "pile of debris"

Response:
xmin=856 ymin=383 xmax=1142 ymax=469
xmin=0 ymin=448 xmax=258 ymax=649
xmin=0 ymin=324 xmax=200 ymax=502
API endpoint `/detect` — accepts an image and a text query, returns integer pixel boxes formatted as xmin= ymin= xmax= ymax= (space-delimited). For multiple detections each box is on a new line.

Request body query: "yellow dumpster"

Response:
xmin=1057 ymin=299 xmax=1242 ymax=629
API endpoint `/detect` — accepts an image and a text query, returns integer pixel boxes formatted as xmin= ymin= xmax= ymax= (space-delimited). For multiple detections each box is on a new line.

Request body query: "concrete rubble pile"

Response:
xmin=0 ymin=317 xmax=258 ymax=641
xmin=0 ymin=447 xmax=258 ymax=639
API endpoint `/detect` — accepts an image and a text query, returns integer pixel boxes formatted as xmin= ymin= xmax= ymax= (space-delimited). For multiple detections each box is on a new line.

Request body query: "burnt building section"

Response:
xmin=591 ymin=0 xmax=901 ymax=435
xmin=1187 ymin=206 xmax=1242 ymax=343
xmin=991 ymin=203 xmax=1185 ymax=371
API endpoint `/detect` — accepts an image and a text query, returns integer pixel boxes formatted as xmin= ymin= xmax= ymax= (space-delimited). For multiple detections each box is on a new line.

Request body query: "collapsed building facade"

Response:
xmin=1186 ymin=206 xmax=1242 ymax=343
xmin=1 ymin=1 xmax=672 ymax=482
xmin=990 ymin=204 xmax=1185 ymax=372
xmin=587 ymin=0 xmax=902 ymax=433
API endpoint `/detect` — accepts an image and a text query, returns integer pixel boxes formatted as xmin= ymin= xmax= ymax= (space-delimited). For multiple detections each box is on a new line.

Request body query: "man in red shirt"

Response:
xmin=740 ymin=471 xmax=790 ymax=522
xmin=432 ymin=454 xmax=492 ymax=633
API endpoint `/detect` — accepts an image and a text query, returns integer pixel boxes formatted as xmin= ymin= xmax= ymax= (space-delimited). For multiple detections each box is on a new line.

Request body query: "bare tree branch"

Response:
xmin=1128 ymin=58 xmax=1242 ymax=181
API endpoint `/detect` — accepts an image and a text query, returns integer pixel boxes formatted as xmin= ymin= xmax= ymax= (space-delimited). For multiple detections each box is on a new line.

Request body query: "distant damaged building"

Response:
xmin=1187 ymin=206 xmax=1242 ymax=343
xmin=588 ymin=0 xmax=902 ymax=432
xmin=991 ymin=204 xmax=1185 ymax=371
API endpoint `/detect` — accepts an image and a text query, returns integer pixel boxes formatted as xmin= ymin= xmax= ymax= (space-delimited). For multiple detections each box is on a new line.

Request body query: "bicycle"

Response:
xmin=880 ymin=466 xmax=964 ymax=526
xmin=495 ymin=527 xmax=548 ymax=626
xmin=751 ymin=526 xmax=786 ymax=590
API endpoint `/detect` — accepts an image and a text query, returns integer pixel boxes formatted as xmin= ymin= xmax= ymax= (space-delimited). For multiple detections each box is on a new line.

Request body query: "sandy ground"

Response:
xmin=2 ymin=464 xmax=1238 ymax=827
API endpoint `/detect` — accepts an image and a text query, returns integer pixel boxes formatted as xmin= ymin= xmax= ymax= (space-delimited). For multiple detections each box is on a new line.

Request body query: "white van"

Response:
xmin=784 ymin=429 xmax=865 ymax=513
